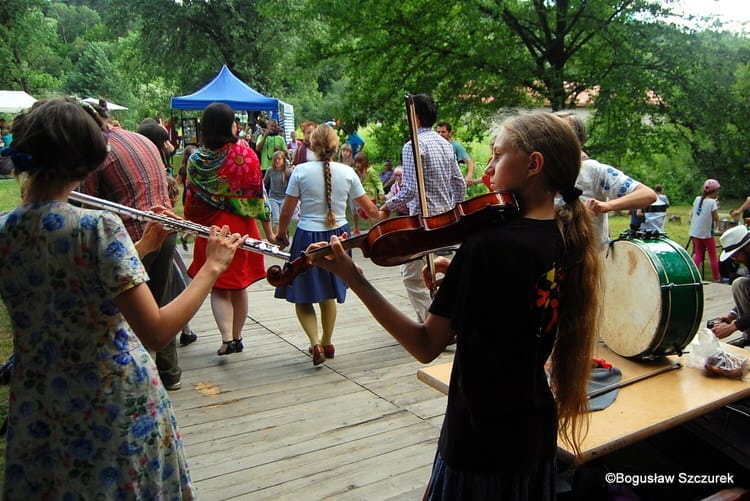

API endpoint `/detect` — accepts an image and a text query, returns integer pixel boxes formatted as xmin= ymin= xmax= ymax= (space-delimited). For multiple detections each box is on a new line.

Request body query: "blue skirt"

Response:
xmin=274 ymin=225 xmax=351 ymax=304
xmin=424 ymin=451 xmax=555 ymax=501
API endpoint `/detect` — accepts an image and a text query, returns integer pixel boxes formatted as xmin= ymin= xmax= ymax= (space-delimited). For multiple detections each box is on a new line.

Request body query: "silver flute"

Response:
xmin=69 ymin=191 xmax=290 ymax=260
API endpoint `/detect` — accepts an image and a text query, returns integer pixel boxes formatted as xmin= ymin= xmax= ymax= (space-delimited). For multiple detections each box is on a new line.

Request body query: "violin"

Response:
xmin=266 ymin=191 xmax=519 ymax=287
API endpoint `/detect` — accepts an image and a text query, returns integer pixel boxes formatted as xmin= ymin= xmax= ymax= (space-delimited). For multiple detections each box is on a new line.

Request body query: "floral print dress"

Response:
xmin=0 ymin=201 xmax=195 ymax=500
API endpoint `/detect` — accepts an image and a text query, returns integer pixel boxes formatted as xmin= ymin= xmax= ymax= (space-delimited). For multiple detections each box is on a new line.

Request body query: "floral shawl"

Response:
xmin=187 ymin=141 xmax=269 ymax=221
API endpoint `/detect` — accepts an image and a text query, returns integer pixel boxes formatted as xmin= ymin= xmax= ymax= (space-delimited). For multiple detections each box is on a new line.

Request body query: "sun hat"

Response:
xmin=719 ymin=225 xmax=750 ymax=261
xmin=704 ymin=179 xmax=721 ymax=192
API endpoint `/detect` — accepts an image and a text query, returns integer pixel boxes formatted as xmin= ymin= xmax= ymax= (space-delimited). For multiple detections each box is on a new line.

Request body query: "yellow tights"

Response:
xmin=294 ymin=299 xmax=337 ymax=347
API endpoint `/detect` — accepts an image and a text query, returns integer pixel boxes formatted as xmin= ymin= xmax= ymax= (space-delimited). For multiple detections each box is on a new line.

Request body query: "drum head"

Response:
xmin=601 ymin=239 xmax=663 ymax=357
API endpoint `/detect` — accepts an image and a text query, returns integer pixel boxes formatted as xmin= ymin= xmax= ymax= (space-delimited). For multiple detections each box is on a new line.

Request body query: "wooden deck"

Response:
xmin=170 ymin=247 xmax=740 ymax=500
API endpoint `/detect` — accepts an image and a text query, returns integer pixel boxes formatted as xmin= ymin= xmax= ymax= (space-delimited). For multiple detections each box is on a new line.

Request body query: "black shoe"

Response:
xmin=180 ymin=235 xmax=189 ymax=252
xmin=164 ymin=380 xmax=182 ymax=391
xmin=180 ymin=331 xmax=198 ymax=346
xmin=232 ymin=338 xmax=244 ymax=353
xmin=217 ymin=340 xmax=236 ymax=356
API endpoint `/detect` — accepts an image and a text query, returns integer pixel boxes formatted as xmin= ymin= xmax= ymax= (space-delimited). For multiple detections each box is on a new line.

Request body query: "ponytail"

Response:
xmin=553 ymin=199 xmax=601 ymax=459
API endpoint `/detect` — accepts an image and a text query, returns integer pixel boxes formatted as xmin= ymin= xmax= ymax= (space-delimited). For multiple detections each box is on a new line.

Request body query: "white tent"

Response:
xmin=83 ymin=97 xmax=128 ymax=111
xmin=0 ymin=91 xmax=37 ymax=113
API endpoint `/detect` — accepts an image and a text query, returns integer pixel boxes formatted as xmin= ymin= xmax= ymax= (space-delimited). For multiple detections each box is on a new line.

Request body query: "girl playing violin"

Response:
xmin=309 ymin=111 xmax=601 ymax=500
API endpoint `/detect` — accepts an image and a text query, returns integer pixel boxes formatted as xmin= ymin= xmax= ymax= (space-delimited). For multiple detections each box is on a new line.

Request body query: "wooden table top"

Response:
xmin=417 ymin=341 xmax=750 ymax=463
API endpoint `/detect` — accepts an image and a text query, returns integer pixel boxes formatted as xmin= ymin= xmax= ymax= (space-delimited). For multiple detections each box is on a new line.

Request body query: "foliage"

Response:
xmin=589 ymin=26 xmax=750 ymax=202
xmin=0 ymin=0 xmax=65 ymax=95
xmin=0 ymin=0 xmax=748 ymax=200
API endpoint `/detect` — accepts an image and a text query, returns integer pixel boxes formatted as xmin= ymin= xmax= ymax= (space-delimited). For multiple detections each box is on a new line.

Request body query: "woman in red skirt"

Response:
xmin=185 ymin=102 xmax=275 ymax=355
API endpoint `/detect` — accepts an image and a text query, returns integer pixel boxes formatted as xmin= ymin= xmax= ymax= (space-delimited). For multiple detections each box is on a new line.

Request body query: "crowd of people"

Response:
xmin=0 ymin=93 xmax=746 ymax=499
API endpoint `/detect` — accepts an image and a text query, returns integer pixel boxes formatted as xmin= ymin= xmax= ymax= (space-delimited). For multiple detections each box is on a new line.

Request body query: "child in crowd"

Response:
xmin=689 ymin=179 xmax=721 ymax=281
xmin=310 ymin=111 xmax=601 ymax=499
xmin=379 ymin=158 xmax=396 ymax=194
xmin=264 ymin=150 xmax=292 ymax=234
xmin=354 ymin=151 xmax=384 ymax=220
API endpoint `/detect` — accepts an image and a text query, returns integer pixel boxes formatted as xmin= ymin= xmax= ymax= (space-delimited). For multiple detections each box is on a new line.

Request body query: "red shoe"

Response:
xmin=323 ymin=344 xmax=335 ymax=358
xmin=311 ymin=344 xmax=326 ymax=366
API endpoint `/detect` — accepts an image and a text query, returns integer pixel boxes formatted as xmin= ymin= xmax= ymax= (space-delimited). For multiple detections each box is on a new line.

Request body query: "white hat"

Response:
xmin=720 ymin=225 xmax=750 ymax=261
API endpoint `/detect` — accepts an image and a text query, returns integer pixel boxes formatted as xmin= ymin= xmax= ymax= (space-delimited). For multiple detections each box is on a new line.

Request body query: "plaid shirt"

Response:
xmin=385 ymin=127 xmax=466 ymax=216
xmin=78 ymin=127 xmax=172 ymax=240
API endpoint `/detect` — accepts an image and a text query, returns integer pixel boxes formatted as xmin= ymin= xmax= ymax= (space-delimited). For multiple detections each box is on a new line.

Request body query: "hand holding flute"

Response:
xmin=69 ymin=190 xmax=290 ymax=260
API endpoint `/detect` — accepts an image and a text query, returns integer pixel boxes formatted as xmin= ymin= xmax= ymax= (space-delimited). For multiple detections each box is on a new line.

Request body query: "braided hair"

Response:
xmin=310 ymin=124 xmax=339 ymax=228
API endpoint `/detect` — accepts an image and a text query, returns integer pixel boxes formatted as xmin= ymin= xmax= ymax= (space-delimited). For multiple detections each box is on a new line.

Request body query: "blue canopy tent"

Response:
xmin=170 ymin=65 xmax=279 ymax=112
xmin=170 ymin=65 xmax=294 ymax=145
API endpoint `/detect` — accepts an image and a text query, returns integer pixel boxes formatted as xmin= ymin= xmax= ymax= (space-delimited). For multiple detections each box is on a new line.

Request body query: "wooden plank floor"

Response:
xmin=170 ymin=247 xmax=740 ymax=500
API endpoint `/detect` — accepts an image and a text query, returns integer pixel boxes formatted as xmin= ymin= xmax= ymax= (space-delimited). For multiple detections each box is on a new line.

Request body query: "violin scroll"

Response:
xmin=266 ymin=234 xmax=370 ymax=287
xmin=266 ymin=254 xmax=317 ymax=287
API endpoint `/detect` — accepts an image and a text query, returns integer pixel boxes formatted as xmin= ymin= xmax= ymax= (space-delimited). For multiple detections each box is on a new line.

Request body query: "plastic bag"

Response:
xmin=682 ymin=328 xmax=721 ymax=369
xmin=705 ymin=351 xmax=749 ymax=380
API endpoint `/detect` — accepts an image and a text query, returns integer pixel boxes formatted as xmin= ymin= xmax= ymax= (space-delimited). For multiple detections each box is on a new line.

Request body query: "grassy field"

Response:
xmin=0 ymin=176 xmax=738 ymax=486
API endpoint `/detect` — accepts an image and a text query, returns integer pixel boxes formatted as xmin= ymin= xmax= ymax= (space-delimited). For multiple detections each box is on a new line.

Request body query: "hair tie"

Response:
xmin=1 ymin=147 xmax=36 ymax=174
xmin=561 ymin=187 xmax=583 ymax=204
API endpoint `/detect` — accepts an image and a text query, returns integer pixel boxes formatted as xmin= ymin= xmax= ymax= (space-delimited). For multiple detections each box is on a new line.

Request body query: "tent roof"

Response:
xmin=0 ymin=91 xmax=37 ymax=114
xmin=170 ymin=65 xmax=278 ymax=111
xmin=83 ymin=97 xmax=128 ymax=111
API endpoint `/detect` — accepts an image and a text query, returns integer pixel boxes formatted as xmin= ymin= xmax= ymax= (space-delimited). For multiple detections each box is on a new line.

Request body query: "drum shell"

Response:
xmin=600 ymin=236 xmax=703 ymax=359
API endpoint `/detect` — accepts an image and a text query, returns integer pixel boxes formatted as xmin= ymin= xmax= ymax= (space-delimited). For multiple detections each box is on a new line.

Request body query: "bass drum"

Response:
xmin=600 ymin=235 xmax=703 ymax=359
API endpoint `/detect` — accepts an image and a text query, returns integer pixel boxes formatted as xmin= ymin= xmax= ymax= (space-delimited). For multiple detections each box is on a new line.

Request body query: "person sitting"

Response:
xmin=709 ymin=225 xmax=750 ymax=347
xmin=640 ymin=184 xmax=670 ymax=234
xmin=729 ymin=196 xmax=750 ymax=223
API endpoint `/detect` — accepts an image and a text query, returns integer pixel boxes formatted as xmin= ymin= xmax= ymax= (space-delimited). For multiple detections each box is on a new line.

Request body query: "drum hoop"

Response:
xmin=643 ymin=237 xmax=703 ymax=358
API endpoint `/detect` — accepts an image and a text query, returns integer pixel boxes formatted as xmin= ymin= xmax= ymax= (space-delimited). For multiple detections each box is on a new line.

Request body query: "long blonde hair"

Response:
xmin=338 ymin=142 xmax=353 ymax=166
xmin=501 ymin=111 xmax=601 ymax=459
xmin=310 ymin=124 xmax=339 ymax=227
xmin=271 ymin=150 xmax=289 ymax=186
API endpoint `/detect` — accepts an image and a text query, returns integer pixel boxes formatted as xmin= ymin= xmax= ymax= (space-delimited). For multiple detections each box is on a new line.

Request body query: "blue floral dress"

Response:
xmin=0 ymin=201 xmax=195 ymax=499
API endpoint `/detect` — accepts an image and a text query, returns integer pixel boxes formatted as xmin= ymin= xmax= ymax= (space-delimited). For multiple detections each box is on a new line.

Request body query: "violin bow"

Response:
xmin=405 ymin=95 xmax=438 ymax=298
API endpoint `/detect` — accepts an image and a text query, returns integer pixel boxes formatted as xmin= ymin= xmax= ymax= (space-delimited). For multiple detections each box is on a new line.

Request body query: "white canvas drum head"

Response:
xmin=600 ymin=240 xmax=663 ymax=357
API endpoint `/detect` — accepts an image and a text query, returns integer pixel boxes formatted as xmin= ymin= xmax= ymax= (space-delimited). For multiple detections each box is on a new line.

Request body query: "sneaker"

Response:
xmin=164 ymin=380 xmax=182 ymax=391
xmin=180 ymin=331 xmax=198 ymax=346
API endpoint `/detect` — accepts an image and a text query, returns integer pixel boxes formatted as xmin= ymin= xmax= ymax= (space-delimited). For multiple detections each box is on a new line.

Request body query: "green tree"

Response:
xmin=0 ymin=0 xmax=65 ymax=95
xmin=301 ymin=0 xmax=672 ymax=160
xmin=103 ymin=0 xmax=287 ymax=96
xmin=64 ymin=41 xmax=131 ymax=106
xmin=589 ymin=26 xmax=750 ymax=201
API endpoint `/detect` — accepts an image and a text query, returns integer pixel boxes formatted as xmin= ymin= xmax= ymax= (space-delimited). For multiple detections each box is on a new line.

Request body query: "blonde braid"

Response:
xmin=324 ymin=159 xmax=335 ymax=227
xmin=310 ymin=123 xmax=340 ymax=228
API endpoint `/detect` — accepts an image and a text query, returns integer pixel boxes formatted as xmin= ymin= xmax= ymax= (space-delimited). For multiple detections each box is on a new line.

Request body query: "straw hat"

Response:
xmin=719 ymin=225 xmax=750 ymax=262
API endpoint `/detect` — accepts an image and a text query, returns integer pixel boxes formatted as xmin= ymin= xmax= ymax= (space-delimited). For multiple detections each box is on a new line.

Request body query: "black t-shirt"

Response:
xmin=429 ymin=217 xmax=564 ymax=474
